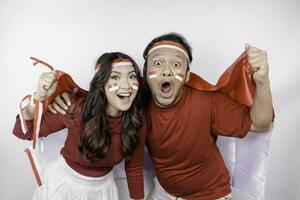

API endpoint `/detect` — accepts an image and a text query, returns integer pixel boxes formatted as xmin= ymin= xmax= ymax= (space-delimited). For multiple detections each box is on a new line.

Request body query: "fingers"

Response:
xmin=48 ymin=104 xmax=57 ymax=114
xmin=246 ymin=43 xmax=267 ymax=55
xmin=61 ymin=92 xmax=71 ymax=106
xmin=55 ymin=95 xmax=69 ymax=110
xmin=51 ymin=102 xmax=66 ymax=115
xmin=245 ymin=43 xmax=250 ymax=51
xmin=39 ymin=71 xmax=57 ymax=90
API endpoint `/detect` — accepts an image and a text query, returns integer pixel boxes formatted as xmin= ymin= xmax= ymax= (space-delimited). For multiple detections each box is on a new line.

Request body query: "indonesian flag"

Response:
xmin=20 ymin=57 xmax=87 ymax=186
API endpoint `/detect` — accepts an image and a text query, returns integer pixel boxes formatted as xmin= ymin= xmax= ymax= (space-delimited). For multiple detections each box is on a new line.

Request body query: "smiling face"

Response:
xmin=104 ymin=64 xmax=139 ymax=116
xmin=146 ymin=48 xmax=190 ymax=107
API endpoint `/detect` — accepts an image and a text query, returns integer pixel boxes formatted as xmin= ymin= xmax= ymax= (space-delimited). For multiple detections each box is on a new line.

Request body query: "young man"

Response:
xmin=49 ymin=33 xmax=273 ymax=200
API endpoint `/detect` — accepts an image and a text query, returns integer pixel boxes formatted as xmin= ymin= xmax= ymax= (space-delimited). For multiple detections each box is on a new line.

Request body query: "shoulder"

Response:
xmin=187 ymin=86 xmax=222 ymax=101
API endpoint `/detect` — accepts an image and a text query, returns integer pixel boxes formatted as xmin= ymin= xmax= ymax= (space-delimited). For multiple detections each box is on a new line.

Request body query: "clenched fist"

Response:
xmin=34 ymin=71 xmax=57 ymax=101
xmin=246 ymin=44 xmax=269 ymax=85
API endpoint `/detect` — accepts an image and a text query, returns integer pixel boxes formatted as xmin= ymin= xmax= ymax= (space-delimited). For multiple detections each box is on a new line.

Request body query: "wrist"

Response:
xmin=255 ymin=77 xmax=270 ymax=89
xmin=33 ymin=92 xmax=40 ymax=101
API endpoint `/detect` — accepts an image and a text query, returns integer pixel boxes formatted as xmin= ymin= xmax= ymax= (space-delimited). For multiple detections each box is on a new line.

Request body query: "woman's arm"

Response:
xmin=13 ymin=71 xmax=68 ymax=140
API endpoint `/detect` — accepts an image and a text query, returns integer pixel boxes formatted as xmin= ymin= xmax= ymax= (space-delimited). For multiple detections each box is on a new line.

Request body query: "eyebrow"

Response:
xmin=173 ymin=55 xmax=185 ymax=60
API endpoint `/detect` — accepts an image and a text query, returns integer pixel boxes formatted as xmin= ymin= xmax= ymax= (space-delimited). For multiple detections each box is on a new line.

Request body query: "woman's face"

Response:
xmin=104 ymin=64 xmax=139 ymax=117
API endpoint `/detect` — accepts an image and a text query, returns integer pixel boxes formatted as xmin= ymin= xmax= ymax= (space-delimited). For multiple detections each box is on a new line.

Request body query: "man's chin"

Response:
xmin=154 ymin=96 xmax=176 ymax=108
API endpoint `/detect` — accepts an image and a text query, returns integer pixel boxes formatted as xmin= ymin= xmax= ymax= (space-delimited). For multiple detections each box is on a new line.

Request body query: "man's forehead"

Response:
xmin=148 ymin=48 xmax=186 ymax=60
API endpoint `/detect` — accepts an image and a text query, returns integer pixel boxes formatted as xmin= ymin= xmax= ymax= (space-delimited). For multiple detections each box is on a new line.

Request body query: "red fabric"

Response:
xmin=43 ymin=70 xmax=87 ymax=111
xmin=186 ymin=51 xmax=255 ymax=106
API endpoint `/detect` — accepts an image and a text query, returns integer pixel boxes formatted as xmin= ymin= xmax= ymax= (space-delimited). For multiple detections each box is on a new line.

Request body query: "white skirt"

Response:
xmin=32 ymin=155 xmax=119 ymax=200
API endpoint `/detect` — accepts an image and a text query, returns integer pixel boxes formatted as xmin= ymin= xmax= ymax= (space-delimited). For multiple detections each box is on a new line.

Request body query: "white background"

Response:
xmin=0 ymin=0 xmax=299 ymax=199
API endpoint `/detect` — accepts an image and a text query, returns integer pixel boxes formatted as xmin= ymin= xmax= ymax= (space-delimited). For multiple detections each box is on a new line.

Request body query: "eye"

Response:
xmin=173 ymin=62 xmax=181 ymax=68
xmin=111 ymin=75 xmax=120 ymax=80
xmin=129 ymin=74 xmax=137 ymax=80
xmin=154 ymin=60 xmax=162 ymax=67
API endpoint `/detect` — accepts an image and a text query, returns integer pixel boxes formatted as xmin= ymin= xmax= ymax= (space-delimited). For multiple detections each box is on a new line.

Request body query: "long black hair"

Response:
xmin=78 ymin=52 xmax=143 ymax=162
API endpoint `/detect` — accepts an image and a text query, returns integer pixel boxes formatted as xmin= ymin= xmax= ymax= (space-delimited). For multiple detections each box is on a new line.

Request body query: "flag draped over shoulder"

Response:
xmin=186 ymin=51 xmax=273 ymax=200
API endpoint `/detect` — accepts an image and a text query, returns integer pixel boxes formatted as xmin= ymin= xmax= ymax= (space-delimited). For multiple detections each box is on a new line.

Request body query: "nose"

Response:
xmin=162 ymin=64 xmax=172 ymax=77
xmin=119 ymin=77 xmax=130 ymax=89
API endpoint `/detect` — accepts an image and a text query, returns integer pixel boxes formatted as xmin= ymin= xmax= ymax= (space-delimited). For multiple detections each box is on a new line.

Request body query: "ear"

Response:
xmin=185 ymin=69 xmax=190 ymax=83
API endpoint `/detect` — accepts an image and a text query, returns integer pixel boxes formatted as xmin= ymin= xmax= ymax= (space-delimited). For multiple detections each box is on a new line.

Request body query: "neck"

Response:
xmin=106 ymin=107 xmax=123 ymax=117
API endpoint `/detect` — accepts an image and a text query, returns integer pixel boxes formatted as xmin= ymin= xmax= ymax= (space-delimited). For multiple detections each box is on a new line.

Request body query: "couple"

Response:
xmin=13 ymin=33 xmax=273 ymax=200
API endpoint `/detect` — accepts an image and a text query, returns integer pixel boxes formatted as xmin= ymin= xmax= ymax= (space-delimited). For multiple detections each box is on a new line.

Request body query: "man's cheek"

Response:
xmin=148 ymin=69 xmax=158 ymax=79
xmin=175 ymin=72 xmax=185 ymax=82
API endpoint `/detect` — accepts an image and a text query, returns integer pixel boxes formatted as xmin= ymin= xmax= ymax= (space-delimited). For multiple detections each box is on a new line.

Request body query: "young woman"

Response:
xmin=13 ymin=52 xmax=146 ymax=200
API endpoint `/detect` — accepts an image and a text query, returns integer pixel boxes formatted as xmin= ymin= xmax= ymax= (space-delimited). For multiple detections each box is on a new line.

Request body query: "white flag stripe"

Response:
xmin=175 ymin=74 xmax=184 ymax=82
xmin=149 ymin=74 xmax=157 ymax=79
xmin=112 ymin=62 xmax=133 ymax=67
xmin=148 ymin=45 xmax=189 ymax=61
xmin=132 ymin=85 xmax=139 ymax=90
xmin=108 ymin=85 xmax=119 ymax=92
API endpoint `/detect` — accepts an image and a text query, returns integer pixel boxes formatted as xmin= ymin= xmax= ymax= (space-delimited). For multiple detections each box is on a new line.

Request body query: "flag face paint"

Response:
xmin=175 ymin=73 xmax=184 ymax=82
xmin=148 ymin=70 xmax=157 ymax=79
xmin=132 ymin=82 xmax=139 ymax=90
xmin=108 ymin=83 xmax=119 ymax=92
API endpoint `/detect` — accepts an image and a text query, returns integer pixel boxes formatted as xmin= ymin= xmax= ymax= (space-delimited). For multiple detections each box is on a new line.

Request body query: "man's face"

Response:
xmin=146 ymin=48 xmax=190 ymax=108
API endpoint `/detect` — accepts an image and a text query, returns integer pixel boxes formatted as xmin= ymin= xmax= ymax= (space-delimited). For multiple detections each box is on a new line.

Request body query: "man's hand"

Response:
xmin=246 ymin=43 xmax=269 ymax=85
xmin=246 ymin=43 xmax=273 ymax=132
xmin=48 ymin=92 xmax=71 ymax=115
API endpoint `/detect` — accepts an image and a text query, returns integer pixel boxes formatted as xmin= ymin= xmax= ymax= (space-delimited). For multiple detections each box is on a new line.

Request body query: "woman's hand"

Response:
xmin=34 ymin=71 xmax=57 ymax=101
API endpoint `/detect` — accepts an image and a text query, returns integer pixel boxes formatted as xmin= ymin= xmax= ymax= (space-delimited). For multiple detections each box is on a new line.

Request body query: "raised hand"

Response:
xmin=34 ymin=71 xmax=57 ymax=101
xmin=245 ymin=43 xmax=269 ymax=85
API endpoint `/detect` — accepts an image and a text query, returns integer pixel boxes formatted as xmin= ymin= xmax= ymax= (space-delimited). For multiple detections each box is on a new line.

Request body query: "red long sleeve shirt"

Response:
xmin=146 ymin=86 xmax=252 ymax=200
xmin=13 ymin=97 xmax=146 ymax=199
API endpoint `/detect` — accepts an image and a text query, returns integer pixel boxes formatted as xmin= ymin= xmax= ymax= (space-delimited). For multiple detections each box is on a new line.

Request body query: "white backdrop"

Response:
xmin=0 ymin=0 xmax=299 ymax=199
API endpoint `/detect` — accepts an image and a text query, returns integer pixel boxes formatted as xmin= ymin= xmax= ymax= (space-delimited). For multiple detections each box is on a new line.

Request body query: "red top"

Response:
xmin=146 ymin=86 xmax=252 ymax=200
xmin=13 ymin=97 xmax=146 ymax=199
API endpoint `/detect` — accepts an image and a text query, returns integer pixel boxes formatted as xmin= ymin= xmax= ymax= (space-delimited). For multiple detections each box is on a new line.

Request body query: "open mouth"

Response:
xmin=160 ymin=81 xmax=173 ymax=98
xmin=117 ymin=92 xmax=131 ymax=103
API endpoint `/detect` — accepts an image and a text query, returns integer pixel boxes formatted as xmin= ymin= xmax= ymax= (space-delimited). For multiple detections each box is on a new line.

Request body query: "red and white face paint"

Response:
xmin=148 ymin=69 xmax=157 ymax=79
xmin=175 ymin=72 xmax=185 ymax=82
xmin=108 ymin=82 xmax=119 ymax=92
xmin=132 ymin=82 xmax=139 ymax=90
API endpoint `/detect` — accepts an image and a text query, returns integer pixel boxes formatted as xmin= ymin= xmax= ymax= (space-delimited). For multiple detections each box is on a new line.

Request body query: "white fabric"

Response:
xmin=32 ymin=155 xmax=118 ymax=200
xmin=217 ymin=124 xmax=273 ymax=200
xmin=146 ymin=177 xmax=231 ymax=200
xmin=146 ymin=177 xmax=183 ymax=200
